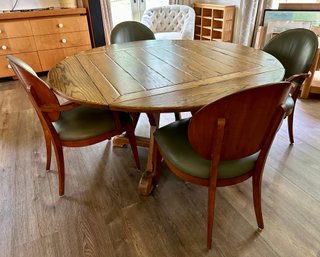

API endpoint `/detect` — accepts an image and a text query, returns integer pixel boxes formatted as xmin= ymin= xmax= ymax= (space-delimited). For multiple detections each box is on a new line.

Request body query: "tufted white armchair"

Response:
xmin=141 ymin=5 xmax=195 ymax=40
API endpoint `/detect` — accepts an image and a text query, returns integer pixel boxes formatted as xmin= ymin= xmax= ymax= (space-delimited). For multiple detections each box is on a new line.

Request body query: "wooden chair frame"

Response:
xmin=263 ymin=28 xmax=318 ymax=144
xmin=153 ymin=82 xmax=292 ymax=249
xmin=286 ymin=73 xmax=310 ymax=143
xmin=8 ymin=55 xmax=140 ymax=196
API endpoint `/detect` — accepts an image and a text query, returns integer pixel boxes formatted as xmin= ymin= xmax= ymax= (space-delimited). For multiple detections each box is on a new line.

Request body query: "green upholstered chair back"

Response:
xmin=7 ymin=55 xmax=60 ymax=121
xmin=188 ymin=82 xmax=291 ymax=160
xmin=263 ymin=28 xmax=318 ymax=81
xmin=110 ymin=21 xmax=155 ymax=44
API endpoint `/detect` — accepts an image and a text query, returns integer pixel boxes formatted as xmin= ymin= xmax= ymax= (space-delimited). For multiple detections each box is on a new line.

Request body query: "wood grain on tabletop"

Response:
xmin=48 ymin=40 xmax=284 ymax=112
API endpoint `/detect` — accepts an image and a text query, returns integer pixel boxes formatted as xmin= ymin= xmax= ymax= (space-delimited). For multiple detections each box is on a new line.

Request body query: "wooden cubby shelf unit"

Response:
xmin=193 ymin=3 xmax=235 ymax=42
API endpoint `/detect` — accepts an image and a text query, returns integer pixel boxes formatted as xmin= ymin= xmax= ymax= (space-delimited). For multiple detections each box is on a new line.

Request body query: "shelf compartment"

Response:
xmin=201 ymin=36 xmax=211 ymax=40
xmin=201 ymin=27 xmax=211 ymax=38
xmin=203 ymin=8 xmax=213 ymax=17
xmin=212 ymin=30 xmax=222 ymax=39
xmin=212 ymin=20 xmax=223 ymax=29
xmin=194 ymin=7 xmax=202 ymax=16
xmin=195 ymin=26 xmax=201 ymax=35
xmin=202 ymin=18 xmax=212 ymax=27
xmin=195 ymin=16 xmax=201 ymax=26
xmin=213 ymin=9 xmax=224 ymax=19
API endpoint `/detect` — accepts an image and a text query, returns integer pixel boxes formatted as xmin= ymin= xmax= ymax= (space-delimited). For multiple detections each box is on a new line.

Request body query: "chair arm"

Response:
xmin=60 ymin=101 xmax=81 ymax=110
xmin=181 ymin=8 xmax=196 ymax=40
xmin=286 ymin=73 xmax=310 ymax=100
xmin=181 ymin=20 xmax=195 ymax=40
xmin=40 ymin=101 xmax=81 ymax=112
xmin=286 ymin=73 xmax=310 ymax=84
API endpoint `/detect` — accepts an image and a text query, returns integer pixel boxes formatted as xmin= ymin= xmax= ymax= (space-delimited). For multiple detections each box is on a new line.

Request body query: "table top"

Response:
xmin=48 ymin=40 xmax=285 ymax=113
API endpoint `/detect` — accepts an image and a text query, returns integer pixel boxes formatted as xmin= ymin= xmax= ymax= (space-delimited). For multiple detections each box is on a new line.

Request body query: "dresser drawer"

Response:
xmin=34 ymin=31 xmax=91 ymax=51
xmin=0 ymin=37 xmax=37 ymax=56
xmin=30 ymin=16 xmax=89 ymax=35
xmin=0 ymin=20 xmax=33 ymax=39
xmin=0 ymin=52 xmax=41 ymax=77
xmin=0 ymin=8 xmax=91 ymax=77
xmin=38 ymin=45 xmax=91 ymax=71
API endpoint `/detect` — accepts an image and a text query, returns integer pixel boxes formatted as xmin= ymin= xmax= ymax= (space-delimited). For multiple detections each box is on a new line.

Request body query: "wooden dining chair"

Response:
xmin=110 ymin=21 xmax=155 ymax=44
xmin=263 ymin=28 xmax=318 ymax=144
xmin=7 ymin=55 xmax=140 ymax=196
xmin=153 ymin=82 xmax=292 ymax=249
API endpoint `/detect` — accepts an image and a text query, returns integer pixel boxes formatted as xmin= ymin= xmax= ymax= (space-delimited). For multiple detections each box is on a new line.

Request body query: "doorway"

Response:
xmin=110 ymin=0 xmax=169 ymax=26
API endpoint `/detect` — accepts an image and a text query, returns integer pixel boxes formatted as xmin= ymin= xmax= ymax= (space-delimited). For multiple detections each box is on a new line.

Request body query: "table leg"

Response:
xmin=112 ymin=112 xmax=159 ymax=195
xmin=138 ymin=113 xmax=160 ymax=196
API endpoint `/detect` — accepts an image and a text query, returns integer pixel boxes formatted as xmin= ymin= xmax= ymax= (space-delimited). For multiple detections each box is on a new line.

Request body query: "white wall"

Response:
xmin=0 ymin=0 xmax=59 ymax=11
xmin=0 ymin=0 xmax=83 ymax=11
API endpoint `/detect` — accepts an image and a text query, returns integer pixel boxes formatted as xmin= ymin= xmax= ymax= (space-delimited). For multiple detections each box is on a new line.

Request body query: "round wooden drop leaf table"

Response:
xmin=48 ymin=40 xmax=285 ymax=195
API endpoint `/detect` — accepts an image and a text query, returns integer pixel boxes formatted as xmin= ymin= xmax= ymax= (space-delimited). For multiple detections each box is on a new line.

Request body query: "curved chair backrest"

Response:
xmin=110 ymin=21 xmax=155 ymax=44
xmin=7 ymin=55 xmax=61 ymax=121
xmin=263 ymin=28 xmax=318 ymax=80
xmin=188 ymin=82 xmax=291 ymax=160
xmin=141 ymin=5 xmax=195 ymax=39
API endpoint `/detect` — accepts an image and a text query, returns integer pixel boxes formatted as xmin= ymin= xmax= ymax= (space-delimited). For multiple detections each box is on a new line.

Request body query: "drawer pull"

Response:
xmin=0 ymin=30 xmax=2 ymax=34
xmin=61 ymin=38 xmax=67 ymax=43
xmin=7 ymin=64 xmax=11 ymax=69
xmin=58 ymin=23 xmax=64 ymax=28
xmin=2 ymin=45 xmax=7 ymax=50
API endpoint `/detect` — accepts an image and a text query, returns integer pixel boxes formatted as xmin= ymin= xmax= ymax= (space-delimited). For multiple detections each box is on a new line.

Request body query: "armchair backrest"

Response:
xmin=7 ymin=55 xmax=61 ymax=122
xmin=141 ymin=5 xmax=195 ymax=39
xmin=263 ymin=28 xmax=318 ymax=81
xmin=110 ymin=21 xmax=155 ymax=44
xmin=188 ymin=82 xmax=291 ymax=161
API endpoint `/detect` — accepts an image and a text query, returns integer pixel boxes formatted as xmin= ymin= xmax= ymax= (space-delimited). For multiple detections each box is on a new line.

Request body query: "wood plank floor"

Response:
xmin=0 ymin=78 xmax=320 ymax=257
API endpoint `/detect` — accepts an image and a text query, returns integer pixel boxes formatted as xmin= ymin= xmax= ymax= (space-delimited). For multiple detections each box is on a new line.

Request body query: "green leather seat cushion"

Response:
xmin=53 ymin=106 xmax=130 ymax=141
xmin=154 ymin=118 xmax=259 ymax=179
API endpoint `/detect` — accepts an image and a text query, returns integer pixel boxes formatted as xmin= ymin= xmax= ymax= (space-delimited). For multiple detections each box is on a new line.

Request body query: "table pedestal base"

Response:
xmin=112 ymin=134 xmax=150 ymax=148
xmin=137 ymin=123 xmax=157 ymax=195
xmin=113 ymin=113 xmax=160 ymax=196
xmin=138 ymin=171 xmax=154 ymax=196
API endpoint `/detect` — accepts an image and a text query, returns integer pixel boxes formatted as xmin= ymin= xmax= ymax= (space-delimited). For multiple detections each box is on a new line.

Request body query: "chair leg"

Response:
xmin=126 ymin=122 xmax=141 ymax=170
xmin=252 ymin=175 xmax=264 ymax=229
xmin=38 ymin=117 xmax=52 ymax=171
xmin=207 ymin=184 xmax=217 ymax=249
xmin=153 ymin=143 xmax=162 ymax=185
xmin=287 ymin=111 xmax=295 ymax=144
xmin=44 ymin=132 xmax=52 ymax=171
xmin=288 ymin=88 xmax=300 ymax=144
xmin=52 ymin=141 xmax=65 ymax=196
xmin=174 ymin=112 xmax=181 ymax=121
xmin=131 ymin=112 xmax=141 ymax=130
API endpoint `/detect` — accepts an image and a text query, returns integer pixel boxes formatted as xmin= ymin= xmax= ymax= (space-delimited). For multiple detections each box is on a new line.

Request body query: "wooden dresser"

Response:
xmin=0 ymin=8 xmax=91 ymax=78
